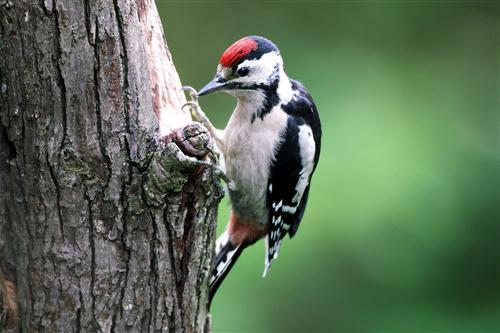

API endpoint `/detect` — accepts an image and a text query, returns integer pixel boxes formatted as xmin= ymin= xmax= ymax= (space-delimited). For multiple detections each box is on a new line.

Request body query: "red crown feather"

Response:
xmin=219 ymin=37 xmax=258 ymax=68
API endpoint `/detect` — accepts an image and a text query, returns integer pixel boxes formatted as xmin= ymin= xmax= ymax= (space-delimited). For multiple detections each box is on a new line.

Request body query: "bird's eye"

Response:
xmin=236 ymin=67 xmax=250 ymax=77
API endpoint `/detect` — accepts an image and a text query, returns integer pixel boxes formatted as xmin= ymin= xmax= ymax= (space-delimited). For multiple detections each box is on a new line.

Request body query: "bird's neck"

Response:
xmin=235 ymin=69 xmax=293 ymax=123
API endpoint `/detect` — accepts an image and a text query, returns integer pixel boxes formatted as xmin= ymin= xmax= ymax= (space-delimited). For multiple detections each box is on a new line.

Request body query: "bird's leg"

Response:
xmin=181 ymin=86 xmax=226 ymax=151
xmin=181 ymin=86 xmax=235 ymax=191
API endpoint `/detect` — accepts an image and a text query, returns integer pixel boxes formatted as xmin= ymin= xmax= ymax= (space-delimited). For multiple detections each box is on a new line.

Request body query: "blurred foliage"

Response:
xmin=157 ymin=1 xmax=498 ymax=332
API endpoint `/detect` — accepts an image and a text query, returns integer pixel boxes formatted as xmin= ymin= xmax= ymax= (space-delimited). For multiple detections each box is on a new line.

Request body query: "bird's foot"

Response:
xmin=179 ymin=87 xmax=232 ymax=193
xmin=181 ymin=86 xmax=211 ymax=128
xmin=191 ymin=159 xmax=235 ymax=192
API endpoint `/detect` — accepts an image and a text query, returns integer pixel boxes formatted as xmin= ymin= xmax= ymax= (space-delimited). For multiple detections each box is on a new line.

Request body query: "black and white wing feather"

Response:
xmin=264 ymin=82 xmax=321 ymax=275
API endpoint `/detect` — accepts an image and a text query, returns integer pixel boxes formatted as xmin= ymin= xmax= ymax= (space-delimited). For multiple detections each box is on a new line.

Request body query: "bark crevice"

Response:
xmin=85 ymin=193 xmax=101 ymax=333
xmin=52 ymin=0 xmax=68 ymax=150
xmin=112 ymin=0 xmax=131 ymax=134
xmin=0 ymin=122 xmax=16 ymax=159
xmin=92 ymin=18 xmax=113 ymax=190
xmin=46 ymin=150 xmax=65 ymax=241
xmin=83 ymin=0 xmax=94 ymax=46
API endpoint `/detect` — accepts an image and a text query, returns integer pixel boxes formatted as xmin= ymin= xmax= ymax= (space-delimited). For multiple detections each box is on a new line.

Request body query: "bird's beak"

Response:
xmin=197 ymin=75 xmax=228 ymax=96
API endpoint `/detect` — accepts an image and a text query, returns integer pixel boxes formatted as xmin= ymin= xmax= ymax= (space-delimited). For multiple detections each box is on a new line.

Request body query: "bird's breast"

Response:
xmin=223 ymin=105 xmax=288 ymax=224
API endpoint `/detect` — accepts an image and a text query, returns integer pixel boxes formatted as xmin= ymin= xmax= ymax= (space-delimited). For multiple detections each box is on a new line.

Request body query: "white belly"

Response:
xmin=222 ymin=104 xmax=288 ymax=224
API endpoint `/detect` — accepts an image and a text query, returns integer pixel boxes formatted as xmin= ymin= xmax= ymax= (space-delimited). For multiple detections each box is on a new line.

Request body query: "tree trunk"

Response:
xmin=0 ymin=0 xmax=219 ymax=332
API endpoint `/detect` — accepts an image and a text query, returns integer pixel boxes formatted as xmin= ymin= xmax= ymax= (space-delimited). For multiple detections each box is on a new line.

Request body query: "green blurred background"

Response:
xmin=157 ymin=1 xmax=498 ymax=332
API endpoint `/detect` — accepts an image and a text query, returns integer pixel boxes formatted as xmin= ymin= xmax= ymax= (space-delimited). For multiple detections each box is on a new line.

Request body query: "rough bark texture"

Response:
xmin=0 ymin=0 xmax=219 ymax=332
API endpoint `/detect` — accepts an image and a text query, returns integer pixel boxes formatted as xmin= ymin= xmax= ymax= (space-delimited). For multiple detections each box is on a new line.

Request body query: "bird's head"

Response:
xmin=197 ymin=36 xmax=285 ymax=98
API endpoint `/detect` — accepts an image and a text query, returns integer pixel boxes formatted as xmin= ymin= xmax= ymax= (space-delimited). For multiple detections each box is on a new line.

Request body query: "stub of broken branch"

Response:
xmin=165 ymin=123 xmax=212 ymax=160
xmin=144 ymin=123 xmax=223 ymax=207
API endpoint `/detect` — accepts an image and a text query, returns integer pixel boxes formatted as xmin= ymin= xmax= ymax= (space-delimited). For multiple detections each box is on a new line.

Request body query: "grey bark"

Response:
xmin=0 ymin=0 xmax=219 ymax=332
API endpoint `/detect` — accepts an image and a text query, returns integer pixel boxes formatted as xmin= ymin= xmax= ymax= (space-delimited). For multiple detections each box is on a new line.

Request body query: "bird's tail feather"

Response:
xmin=209 ymin=230 xmax=244 ymax=305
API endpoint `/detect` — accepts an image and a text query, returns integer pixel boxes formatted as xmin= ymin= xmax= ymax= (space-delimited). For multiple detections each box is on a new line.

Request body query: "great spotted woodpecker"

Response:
xmin=183 ymin=36 xmax=321 ymax=303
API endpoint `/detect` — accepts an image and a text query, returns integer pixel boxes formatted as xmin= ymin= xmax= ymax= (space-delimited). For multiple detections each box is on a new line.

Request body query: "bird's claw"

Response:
xmin=181 ymin=101 xmax=200 ymax=112
xmin=181 ymin=85 xmax=199 ymax=103
xmin=193 ymin=159 xmax=233 ymax=198
xmin=181 ymin=85 xmax=200 ymax=112
xmin=181 ymin=86 xmax=211 ymax=128
xmin=212 ymin=167 xmax=235 ymax=190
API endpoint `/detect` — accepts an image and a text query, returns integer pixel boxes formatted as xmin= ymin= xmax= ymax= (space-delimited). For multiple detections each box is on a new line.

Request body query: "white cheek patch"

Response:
xmin=229 ymin=52 xmax=294 ymax=106
xmin=276 ymin=74 xmax=293 ymax=104
xmin=234 ymin=52 xmax=283 ymax=85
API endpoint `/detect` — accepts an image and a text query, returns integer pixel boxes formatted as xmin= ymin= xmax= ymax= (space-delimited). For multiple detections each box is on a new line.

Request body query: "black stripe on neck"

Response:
xmin=251 ymin=64 xmax=281 ymax=123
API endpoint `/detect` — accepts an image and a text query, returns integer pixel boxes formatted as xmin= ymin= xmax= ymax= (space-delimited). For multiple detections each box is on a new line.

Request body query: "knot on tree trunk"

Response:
xmin=144 ymin=123 xmax=223 ymax=207
xmin=166 ymin=123 xmax=212 ymax=160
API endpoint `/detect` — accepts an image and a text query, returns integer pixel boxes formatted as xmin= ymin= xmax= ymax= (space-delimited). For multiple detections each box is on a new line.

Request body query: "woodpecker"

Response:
xmin=184 ymin=36 xmax=321 ymax=303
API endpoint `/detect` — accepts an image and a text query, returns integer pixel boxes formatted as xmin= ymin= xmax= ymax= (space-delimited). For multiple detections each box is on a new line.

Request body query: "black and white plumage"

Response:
xmin=193 ymin=36 xmax=321 ymax=304
xmin=265 ymin=80 xmax=321 ymax=275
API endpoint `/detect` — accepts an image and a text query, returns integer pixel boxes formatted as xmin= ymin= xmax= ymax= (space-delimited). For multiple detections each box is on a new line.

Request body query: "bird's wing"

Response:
xmin=264 ymin=115 xmax=317 ymax=275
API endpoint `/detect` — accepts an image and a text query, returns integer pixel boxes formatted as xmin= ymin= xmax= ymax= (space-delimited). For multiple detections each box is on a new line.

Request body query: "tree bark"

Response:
xmin=0 ymin=0 xmax=219 ymax=332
